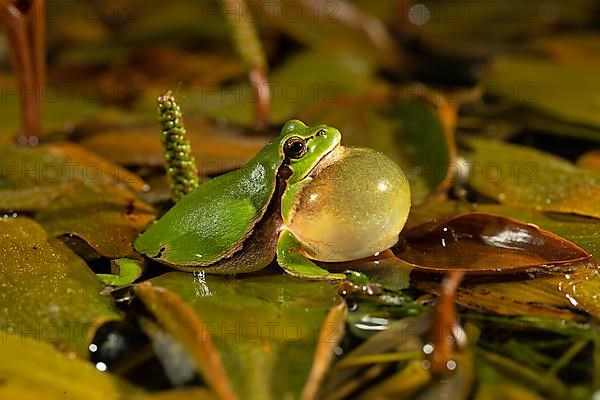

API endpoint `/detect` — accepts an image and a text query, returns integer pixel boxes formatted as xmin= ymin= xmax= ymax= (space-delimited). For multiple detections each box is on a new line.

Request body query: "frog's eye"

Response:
xmin=283 ymin=137 xmax=307 ymax=159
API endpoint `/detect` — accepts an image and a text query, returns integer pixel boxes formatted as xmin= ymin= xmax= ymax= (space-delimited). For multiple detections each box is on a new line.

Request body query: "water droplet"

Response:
xmin=446 ymin=360 xmax=457 ymax=371
xmin=565 ymin=294 xmax=579 ymax=307
xmin=95 ymin=362 xmax=107 ymax=372
xmin=89 ymin=344 xmax=98 ymax=352
xmin=422 ymin=343 xmax=434 ymax=354
xmin=421 ymin=359 xmax=431 ymax=370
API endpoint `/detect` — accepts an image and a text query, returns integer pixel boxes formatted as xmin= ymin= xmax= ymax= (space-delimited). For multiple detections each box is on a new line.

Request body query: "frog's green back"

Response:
xmin=134 ymin=140 xmax=282 ymax=267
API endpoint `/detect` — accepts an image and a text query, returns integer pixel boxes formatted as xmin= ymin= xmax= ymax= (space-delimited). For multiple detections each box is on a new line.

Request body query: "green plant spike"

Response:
xmin=157 ymin=91 xmax=199 ymax=201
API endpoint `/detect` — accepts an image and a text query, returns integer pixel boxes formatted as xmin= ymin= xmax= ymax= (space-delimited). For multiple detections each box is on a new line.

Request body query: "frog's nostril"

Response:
xmin=316 ymin=129 xmax=326 ymax=137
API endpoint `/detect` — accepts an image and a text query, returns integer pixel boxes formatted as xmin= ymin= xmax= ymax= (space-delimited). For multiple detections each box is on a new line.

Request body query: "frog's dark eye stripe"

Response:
xmin=283 ymin=137 xmax=307 ymax=159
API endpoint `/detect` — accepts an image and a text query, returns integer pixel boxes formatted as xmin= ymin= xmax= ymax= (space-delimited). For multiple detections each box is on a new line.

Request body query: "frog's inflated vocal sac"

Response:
xmin=134 ymin=120 xmax=411 ymax=279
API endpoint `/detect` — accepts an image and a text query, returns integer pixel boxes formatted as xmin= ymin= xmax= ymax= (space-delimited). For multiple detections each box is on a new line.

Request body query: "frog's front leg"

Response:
xmin=277 ymin=229 xmax=345 ymax=280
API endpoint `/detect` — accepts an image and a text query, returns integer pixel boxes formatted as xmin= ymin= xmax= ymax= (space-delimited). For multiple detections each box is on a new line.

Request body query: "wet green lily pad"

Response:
xmin=0 ymin=217 xmax=122 ymax=356
xmin=142 ymin=272 xmax=342 ymax=400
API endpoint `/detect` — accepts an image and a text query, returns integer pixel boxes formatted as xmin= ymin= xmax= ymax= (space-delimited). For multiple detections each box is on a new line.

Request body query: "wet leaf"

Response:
xmin=144 ymin=272 xmax=342 ymax=400
xmin=0 ymin=217 xmax=122 ymax=356
xmin=0 ymin=332 xmax=215 ymax=399
xmin=134 ymin=281 xmax=237 ymax=400
xmin=418 ymin=258 xmax=600 ymax=320
xmin=417 ymin=278 xmax=579 ymax=321
xmin=396 ymin=212 xmax=590 ymax=273
xmin=465 ymin=137 xmax=600 ymax=218
xmin=0 ymin=142 xmax=147 ymax=211
xmin=35 ymin=183 xmax=155 ymax=258
xmin=532 ymin=264 xmax=600 ymax=318
xmin=78 ymin=119 xmax=269 ymax=175
xmin=407 ymin=200 xmax=600 ymax=256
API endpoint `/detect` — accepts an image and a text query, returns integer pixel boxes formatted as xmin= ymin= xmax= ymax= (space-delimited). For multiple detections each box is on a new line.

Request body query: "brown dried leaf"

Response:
xmin=396 ymin=212 xmax=590 ymax=273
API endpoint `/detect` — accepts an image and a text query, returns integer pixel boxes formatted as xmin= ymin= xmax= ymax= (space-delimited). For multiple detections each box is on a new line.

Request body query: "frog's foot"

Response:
xmin=277 ymin=229 xmax=345 ymax=280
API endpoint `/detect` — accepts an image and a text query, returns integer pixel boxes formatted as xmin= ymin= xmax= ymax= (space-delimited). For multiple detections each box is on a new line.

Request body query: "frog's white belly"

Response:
xmin=285 ymin=146 xmax=411 ymax=262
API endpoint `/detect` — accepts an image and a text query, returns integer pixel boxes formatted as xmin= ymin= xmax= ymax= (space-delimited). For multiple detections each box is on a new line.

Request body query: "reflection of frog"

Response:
xmin=135 ymin=120 xmax=411 ymax=279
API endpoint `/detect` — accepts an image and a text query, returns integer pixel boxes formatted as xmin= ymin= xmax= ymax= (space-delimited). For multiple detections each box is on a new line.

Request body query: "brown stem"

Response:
xmin=29 ymin=0 xmax=46 ymax=89
xmin=1 ymin=0 xmax=45 ymax=142
xmin=249 ymin=67 xmax=270 ymax=132
xmin=427 ymin=270 xmax=465 ymax=377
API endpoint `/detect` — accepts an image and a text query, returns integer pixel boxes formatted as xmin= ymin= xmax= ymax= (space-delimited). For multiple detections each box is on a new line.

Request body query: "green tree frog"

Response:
xmin=134 ymin=120 xmax=410 ymax=279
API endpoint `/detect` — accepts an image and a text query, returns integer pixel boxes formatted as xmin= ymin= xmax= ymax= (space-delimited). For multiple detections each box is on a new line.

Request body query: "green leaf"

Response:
xmin=35 ymin=183 xmax=155 ymax=258
xmin=143 ymin=272 xmax=342 ymax=400
xmin=465 ymin=137 xmax=600 ymax=218
xmin=0 ymin=217 xmax=122 ymax=356
xmin=482 ymin=56 xmax=600 ymax=132
xmin=96 ymin=258 xmax=144 ymax=286
xmin=0 ymin=142 xmax=147 ymax=212
xmin=0 ymin=331 xmax=216 ymax=399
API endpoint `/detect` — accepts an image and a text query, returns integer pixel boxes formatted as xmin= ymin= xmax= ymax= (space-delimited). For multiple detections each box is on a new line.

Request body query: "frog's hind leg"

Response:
xmin=277 ymin=229 xmax=345 ymax=280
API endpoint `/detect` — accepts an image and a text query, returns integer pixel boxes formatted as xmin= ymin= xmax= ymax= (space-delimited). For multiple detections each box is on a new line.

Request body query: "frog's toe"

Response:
xmin=277 ymin=229 xmax=345 ymax=280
